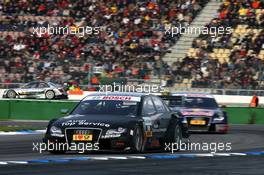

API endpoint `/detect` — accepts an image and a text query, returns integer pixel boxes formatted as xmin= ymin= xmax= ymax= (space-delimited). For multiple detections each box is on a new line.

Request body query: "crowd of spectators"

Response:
xmin=165 ymin=0 xmax=264 ymax=89
xmin=0 ymin=0 xmax=208 ymax=88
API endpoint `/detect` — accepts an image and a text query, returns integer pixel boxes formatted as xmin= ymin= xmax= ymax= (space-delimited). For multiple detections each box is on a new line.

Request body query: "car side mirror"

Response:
xmin=60 ymin=109 xmax=69 ymax=114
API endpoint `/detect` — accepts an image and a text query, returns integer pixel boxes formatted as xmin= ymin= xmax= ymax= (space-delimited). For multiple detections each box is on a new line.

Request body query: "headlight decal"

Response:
xmin=50 ymin=126 xmax=63 ymax=135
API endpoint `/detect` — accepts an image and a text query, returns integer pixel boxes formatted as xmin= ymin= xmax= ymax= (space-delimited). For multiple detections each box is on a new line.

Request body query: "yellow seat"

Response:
xmin=218 ymin=49 xmax=224 ymax=54
xmin=256 ymin=9 xmax=261 ymax=14
xmin=259 ymin=50 xmax=264 ymax=55
xmin=216 ymin=53 xmax=222 ymax=58
xmin=192 ymin=52 xmax=197 ymax=57
xmin=246 ymin=29 xmax=253 ymax=33
xmin=221 ymin=53 xmax=229 ymax=59
xmin=213 ymin=48 xmax=219 ymax=53
xmin=209 ymin=53 xmax=216 ymax=59
xmin=189 ymin=48 xmax=195 ymax=53
xmin=258 ymin=54 xmax=264 ymax=60
xmin=224 ymin=49 xmax=231 ymax=54
xmin=240 ymin=28 xmax=247 ymax=34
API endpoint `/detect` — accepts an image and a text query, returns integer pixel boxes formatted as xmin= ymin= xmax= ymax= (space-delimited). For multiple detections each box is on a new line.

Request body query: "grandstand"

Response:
xmin=165 ymin=0 xmax=264 ymax=90
xmin=0 ymin=0 xmax=263 ymax=93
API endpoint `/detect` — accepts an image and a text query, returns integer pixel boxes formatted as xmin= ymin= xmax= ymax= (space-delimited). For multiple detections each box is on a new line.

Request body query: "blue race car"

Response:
xmin=160 ymin=93 xmax=228 ymax=134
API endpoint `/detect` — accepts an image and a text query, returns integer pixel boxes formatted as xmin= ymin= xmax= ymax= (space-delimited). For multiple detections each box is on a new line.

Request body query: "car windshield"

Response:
xmin=183 ymin=97 xmax=218 ymax=108
xmin=21 ymin=82 xmax=38 ymax=88
xmin=162 ymin=96 xmax=183 ymax=107
xmin=71 ymin=100 xmax=139 ymax=116
xmin=48 ymin=82 xmax=60 ymax=87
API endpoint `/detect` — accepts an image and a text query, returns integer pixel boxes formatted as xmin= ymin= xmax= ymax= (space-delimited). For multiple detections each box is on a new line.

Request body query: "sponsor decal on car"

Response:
xmin=73 ymin=134 xmax=93 ymax=141
xmin=62 ymin=120 xmax=110 ymax=127
xmin=84 ymin=96 xmax=141 ymax=102
xmin=190 ymin=120 xmax=206 ymax=125
xmin=181 ymin=111 xmax=214 ymax=116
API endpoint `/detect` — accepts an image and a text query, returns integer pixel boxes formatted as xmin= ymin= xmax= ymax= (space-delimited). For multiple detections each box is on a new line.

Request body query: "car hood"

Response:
xmin=53 ymin=114 xmax=141 ymax=129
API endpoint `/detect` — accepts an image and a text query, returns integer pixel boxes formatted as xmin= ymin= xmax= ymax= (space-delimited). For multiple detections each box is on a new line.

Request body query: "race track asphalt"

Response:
xmin=0 ymin=125 xmax=263 ymax=175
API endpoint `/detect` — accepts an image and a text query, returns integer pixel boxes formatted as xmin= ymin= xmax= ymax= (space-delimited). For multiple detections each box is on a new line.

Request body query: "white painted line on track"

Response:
xmin=108 ymin=156 xmax=128 ymax=160
xmin=7 ymin=161 xmax=28 ymax=164
xmin=230 ymin=153 xmax=247 ymax=156
xmin=90 ymin=157 xmax=109 ymax=160
xmin=194 ymin=153 xmax=214 ymax=157
xmin=0 ymin=162 xmax=8 ymax=165
xmin=213 ymin=153 xmax=231 ymax=156
xmin=128 ymin=156 xmax=146 ymax=159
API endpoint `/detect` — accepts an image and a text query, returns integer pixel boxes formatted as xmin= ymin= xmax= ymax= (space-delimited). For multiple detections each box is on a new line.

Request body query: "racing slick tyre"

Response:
xmin=45 ymin=90 xmax=55 ymax=99
xmin=131 ymin=125 xmax=145 ymax=153
xmin=6 ymin=90 xmax=17 ymax=98
xmin=161 ymin=120 xmax=183 ymax=152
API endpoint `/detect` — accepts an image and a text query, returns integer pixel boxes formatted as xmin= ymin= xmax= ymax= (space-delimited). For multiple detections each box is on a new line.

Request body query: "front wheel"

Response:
xmin=172 ymin=123 xmax=183 ymax=145
xmin=131 ymin=126 xmax=145 ymax=153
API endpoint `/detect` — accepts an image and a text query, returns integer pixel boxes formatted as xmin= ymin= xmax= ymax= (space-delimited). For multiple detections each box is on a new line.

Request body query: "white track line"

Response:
xmin=230 ymin=153 xmax=247 ymax=156
xmin=213 ymin=153 xmax=231 ymax=156
xmin=7 ymin=161 xmax=28 ymax=164
xmin=127 ymin=156 xmax=146 ymax=159
xmin=0 ymin=130 xmax=46 ymax=136
xmin=194 ymin=153 xmax=214 ymax=157
xmin=90 ymin=157 xmax=109 ymax=160
xmin=0 ymin=162 xmax=8 ymax=165
xmin=108 ymin=156 xmax=128 ymax=160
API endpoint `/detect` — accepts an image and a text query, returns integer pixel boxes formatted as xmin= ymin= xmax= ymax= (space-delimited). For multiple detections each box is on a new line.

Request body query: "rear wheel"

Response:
xmin=131 ymin=126 xmax=145 ymax=153
xmin=7 ymin=90 xmax=16 ymax=98
xmin=161 ymin=120 xmax=182 ymax=151
xmin=45 ymin=90 xmax=55 ymax=99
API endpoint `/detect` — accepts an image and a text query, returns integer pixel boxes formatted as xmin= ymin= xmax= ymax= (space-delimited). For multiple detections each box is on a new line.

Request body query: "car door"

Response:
xmin=37 ymin=82 xmax=50 ymax=95
xmin=27 ymin=82 xmax=41 ymax=97
xmin=18 ymin=82 xmax=38 ymax=97
xmin=141 ymin=97 xmax=163 ymax=137
xmin=151 ymin=96 xmax=171 ymax=132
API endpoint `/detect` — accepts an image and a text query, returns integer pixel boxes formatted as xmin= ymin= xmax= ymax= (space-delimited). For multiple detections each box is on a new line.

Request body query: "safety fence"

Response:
xmin=0 ymin=99 xmax=264 ymax=124
xmin=2 ymin=82 xmax=264 ymax=96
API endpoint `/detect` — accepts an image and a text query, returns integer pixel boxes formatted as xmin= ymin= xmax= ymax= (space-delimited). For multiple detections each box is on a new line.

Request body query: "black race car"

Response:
xmin=43 ymin=92 xmax=188 ymax=154
xmin=160 ymin=93 xmax=228 ymax=134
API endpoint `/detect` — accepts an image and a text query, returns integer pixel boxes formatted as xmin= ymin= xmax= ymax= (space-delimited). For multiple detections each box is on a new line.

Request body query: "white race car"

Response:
xmin=3 ymin=81 xmax=68 ymax=99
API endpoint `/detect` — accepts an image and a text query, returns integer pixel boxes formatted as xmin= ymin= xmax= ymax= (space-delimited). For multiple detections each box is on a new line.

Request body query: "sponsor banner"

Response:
xmin=181 ymin=111 xmax=214 ymax=116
